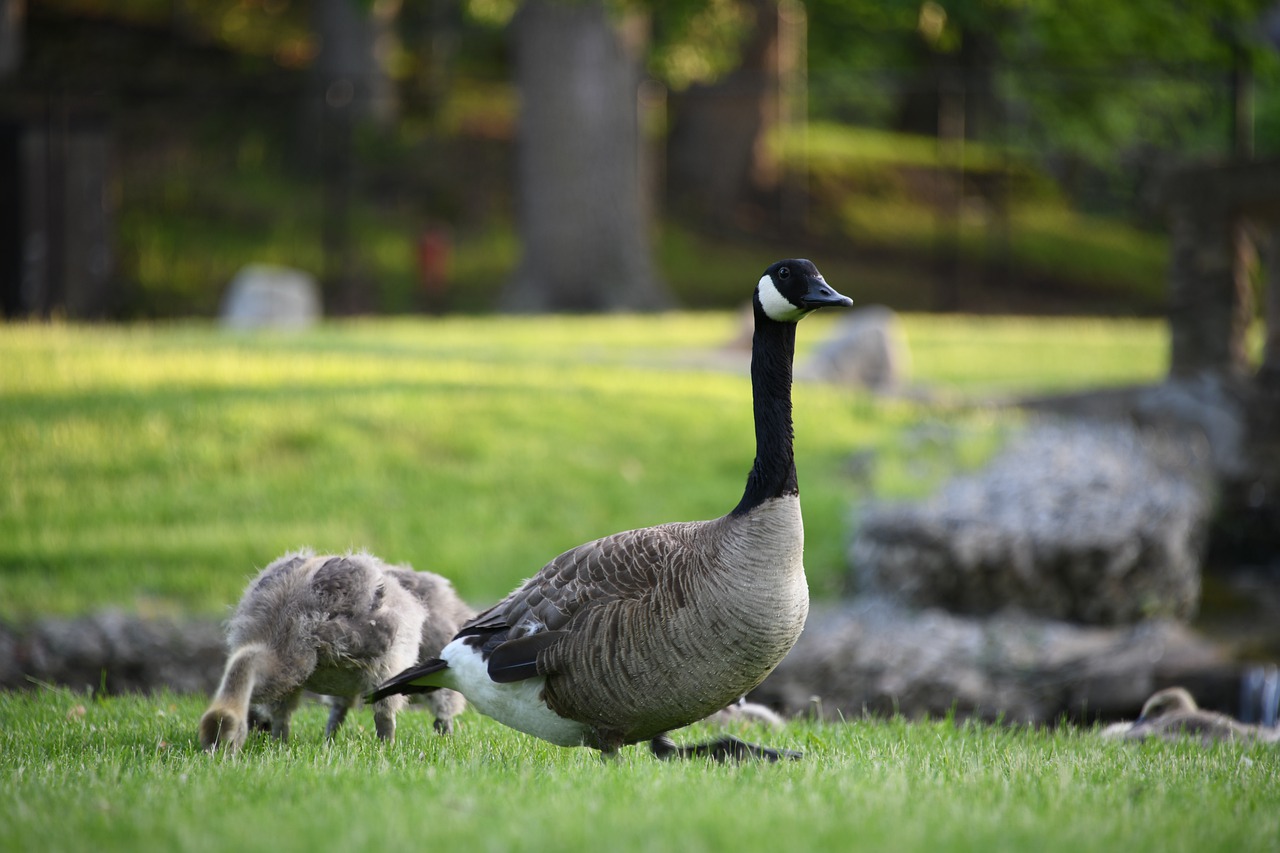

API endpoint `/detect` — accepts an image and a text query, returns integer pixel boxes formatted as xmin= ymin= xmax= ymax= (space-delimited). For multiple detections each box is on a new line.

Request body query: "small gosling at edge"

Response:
xmin=1102 ymin=686 xmax=1280 ymax=746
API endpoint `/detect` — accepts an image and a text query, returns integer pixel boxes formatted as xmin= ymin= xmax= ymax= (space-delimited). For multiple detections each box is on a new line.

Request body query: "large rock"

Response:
xmin=220 ymin=264 xmax=321 ymax=330
xmin=1 ymin=612 xmax=225 ymax=695
xmin=850 ymin=421 xmax=1213 ymax=625
xmin=749 ymin=599 xmax=1229 ymax=724
xmin=1018 ymin=376 xmax=1250 ymax=480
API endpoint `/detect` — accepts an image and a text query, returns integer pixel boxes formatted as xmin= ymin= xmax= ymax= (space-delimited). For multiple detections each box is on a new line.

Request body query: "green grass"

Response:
xmin=904 ymin=314 xmax=1168 ymax=392
xmin=0 ymin=314 xmax=1166 ymax=621
xmin=2 ymin=689 xmax=1277 ymax=853
xmin=1 ymin=317 xmax=1229 ymax=853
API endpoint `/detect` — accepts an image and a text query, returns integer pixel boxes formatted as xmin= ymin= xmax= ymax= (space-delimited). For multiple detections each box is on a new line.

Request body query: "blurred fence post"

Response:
xmin=0 ymin=101 xmax=115 ymax=319
xmin=778 ymin=0 xmax=808 ymax=232
xmin=1165 ymin=167 xmax=1247 ymax=377
xmin=1264 ymin=226 xmax=1280 ymax=384
xmin=0 ymin=0 xmax=21 ymax=79
xmin=933 ymin=71 xmax=964 ymax=312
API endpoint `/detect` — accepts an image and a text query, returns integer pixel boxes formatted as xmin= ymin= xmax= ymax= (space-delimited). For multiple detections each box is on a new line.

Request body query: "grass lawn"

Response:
xmin=2 ymin=690 xmax=1276 ymax=853
xmin=5 ymin=314 xmax=1254 ymax=853
xmin=0 ymin=313 xmax=1167 ymax=620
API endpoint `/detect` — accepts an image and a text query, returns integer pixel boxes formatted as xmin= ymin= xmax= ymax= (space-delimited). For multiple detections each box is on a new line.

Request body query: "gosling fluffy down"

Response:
xmin=1102 ymin=686 xmax=1280 ymax=745
xmin=198 ymin=550 xmax=472 ymax=754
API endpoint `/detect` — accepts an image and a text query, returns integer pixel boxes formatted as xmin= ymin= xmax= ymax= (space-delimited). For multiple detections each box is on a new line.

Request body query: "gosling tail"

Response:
xmin=367 ymin=658 xmax=449 ymax=703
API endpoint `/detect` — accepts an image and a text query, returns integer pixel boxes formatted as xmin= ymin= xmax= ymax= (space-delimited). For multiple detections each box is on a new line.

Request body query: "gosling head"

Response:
xmin=199 ymin=707 xmax=249 ymax=755
xmin=1136 ymin=686 xmax=1199 ymax=723
xmin=755 ymin=259 xmax=853 ymax=323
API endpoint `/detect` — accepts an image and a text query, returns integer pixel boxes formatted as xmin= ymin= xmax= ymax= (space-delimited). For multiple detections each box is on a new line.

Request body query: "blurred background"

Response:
xmin=2 ymin=0 xmax=1275 ymax=321
xmin=3 ymin=0 xmax=1280 ymax=725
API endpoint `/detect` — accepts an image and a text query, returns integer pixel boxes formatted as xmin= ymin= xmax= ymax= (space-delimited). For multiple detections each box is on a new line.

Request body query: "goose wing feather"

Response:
xmin=458 ymin=522 xmax=707 ymax=678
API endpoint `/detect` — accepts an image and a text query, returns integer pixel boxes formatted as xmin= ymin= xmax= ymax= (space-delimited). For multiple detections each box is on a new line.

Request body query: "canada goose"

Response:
xmin=198 ymin=551 xmax=471 ymax=754
xmin=370 ymin=259 xmax=852 ymax=760
xmin=1104 ymin=686 xmax=1280 ymax=745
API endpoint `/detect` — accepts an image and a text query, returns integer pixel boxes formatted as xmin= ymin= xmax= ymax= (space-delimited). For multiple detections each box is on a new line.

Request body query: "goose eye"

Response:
xmin=778 ymin=266 xmax=790 ymax=280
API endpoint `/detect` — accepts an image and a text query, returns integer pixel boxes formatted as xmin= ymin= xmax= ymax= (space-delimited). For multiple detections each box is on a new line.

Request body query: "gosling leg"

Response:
xmin=372 ymin=694 xmax=406 ymax=742
xmin=325 ymin=699 xmax=350 ymax=739
xmin=268 ymin=692 xmax=302 ymax=743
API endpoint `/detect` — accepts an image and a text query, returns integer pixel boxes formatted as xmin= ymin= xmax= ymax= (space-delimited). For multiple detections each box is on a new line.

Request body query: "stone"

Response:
xmin=1 ymin=612 xmax=225 ymax=695
xmin=220 ymin=264 xmax=321 ymax=330
xmin=800 ymin=305 xmax=910 ymax=390
xmin=850 ymin=420 xmax=1214 ymax=625
xmin=748 ymin=599 xmax=1228 ymax=724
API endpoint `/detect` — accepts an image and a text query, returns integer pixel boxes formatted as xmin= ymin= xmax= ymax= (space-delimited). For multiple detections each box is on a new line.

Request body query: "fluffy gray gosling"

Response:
xmin=199 ymin=550 xmax=472 ymax=754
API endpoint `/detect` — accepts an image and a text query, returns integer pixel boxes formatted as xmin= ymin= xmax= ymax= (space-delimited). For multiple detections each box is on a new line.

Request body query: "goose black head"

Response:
xmin=755 ymin=259 xmax=853 ymax=323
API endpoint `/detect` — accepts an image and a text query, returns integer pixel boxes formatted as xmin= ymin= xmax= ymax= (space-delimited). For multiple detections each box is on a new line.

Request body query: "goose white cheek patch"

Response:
xmin=757 ymin=274 xmax=808 ymax=322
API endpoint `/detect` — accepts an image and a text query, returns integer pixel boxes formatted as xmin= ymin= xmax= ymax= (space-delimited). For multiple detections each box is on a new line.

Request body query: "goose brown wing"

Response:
xmin=457 ymin=522 xmax=705 ymax=674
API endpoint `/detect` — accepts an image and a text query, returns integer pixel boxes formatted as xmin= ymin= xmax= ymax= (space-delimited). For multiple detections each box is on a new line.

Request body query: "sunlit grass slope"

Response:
xmin=1 ymin=690 xmax=1275 ymax=853
xmin=0 ymin=314 xmax=1166 ymax=620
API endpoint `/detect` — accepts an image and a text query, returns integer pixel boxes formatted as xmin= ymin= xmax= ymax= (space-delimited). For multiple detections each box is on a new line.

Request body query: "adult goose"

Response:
xmin=370 ymin=259 xmax=852 ymax=760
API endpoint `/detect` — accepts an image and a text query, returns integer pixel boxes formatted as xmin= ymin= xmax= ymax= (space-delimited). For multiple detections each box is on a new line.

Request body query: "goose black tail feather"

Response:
xmin=367 ymin=658 xmax=449 ymax=703
xmin=487 ymin=630 xmax=569 ymax=684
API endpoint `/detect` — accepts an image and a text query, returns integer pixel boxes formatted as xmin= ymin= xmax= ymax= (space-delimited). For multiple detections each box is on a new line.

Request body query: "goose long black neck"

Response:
xmin=730 ymin=311 xmax=799 ymax=517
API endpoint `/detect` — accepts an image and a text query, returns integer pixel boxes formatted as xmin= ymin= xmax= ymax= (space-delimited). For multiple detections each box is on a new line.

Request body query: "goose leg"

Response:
xmin=650 ymin=734 xmax=802 ymax=762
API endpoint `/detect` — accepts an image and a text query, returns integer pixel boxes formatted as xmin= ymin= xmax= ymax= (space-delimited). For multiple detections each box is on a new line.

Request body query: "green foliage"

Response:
xmin=112 ymin=115 xmax=1167 ymax=318
xmin=0 ymin=315 xmax=1165 ymax=621
xmin=805 ymin=0 xmax=1279 ymax=161
xmin=41 ymin=0 xmax=315 ymax=66
xmin=775 ymin=123 xmax=1168 ymax=307
xmin=35 ymin=3 xmax=1185 ymax=316
xmin=2 ymin=690 xmax=1279 ymax=852
xmin=647 ymin=0 xmax=754 ymax=90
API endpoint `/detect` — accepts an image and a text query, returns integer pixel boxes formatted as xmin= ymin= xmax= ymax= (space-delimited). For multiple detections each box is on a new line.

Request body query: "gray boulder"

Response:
xmin=220 ymin=264 xmax=321 ymax=330
xmin=749 ymin=599 xmax=1227 ymax=724
xmin=1 ymin=612 xmax=225 ymax=695
xmin=850 ymin=421 xmax=1213 ymax=625
xmin=800 ymin=305 xmax=910 ymax=390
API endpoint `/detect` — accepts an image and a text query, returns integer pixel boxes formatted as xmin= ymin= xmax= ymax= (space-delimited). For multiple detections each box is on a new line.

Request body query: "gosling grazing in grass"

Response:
xmin=702 ymin=697 xmax=786 ymax=729
xmin=199 ymin=550 xmax=471 ymax=754
xmin=370 ymin=259 xmax=852 ymax=760
xmin=1104 ymin=686 xmax=1280 ymax=745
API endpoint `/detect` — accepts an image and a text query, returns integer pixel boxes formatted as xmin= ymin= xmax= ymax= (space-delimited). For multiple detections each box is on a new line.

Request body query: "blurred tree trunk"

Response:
xmin=0 ymin=0 xmax=22 ymax=79
xmin=308 ymin=0 xmax=401 ymax=313
xmin=503 ymin=0 xmax=668 ymax=312
xmin=665 ymin=0 xmax=792 ymax=231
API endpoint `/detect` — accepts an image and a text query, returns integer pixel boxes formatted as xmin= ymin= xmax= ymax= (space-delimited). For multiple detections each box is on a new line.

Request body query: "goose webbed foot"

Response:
xmin=649 ymin=734 xmax=802 ymax=762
